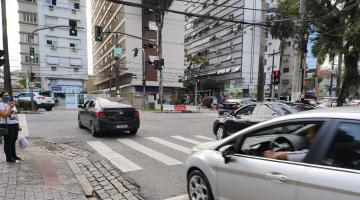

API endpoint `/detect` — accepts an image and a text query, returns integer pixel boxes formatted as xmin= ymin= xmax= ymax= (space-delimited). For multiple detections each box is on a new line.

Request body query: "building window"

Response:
xmin=70 ymin=43 xmax=76 ymax=48
xmin=51 ymin=66 xmax=57 ymax=71
xmin=46 ymin=56 xmax=60 ymax=65
xmin=23 ymin=0 xmax=36 ymax=3
xmin=20 ymin=33 xmax=37 ymax=44
xmin=21 ymin=12 xmax=37 ymax=24
xmin=69 ymin=1 xmax=80 ymax=9
xmin=264 ymin=46 xmax=268 ymax=52
xmin=283 ymin=68 xmax=290 ymax=73
xmin=74 ymin=68 xmax=79 ymax=72
xmin=25 ymin=55 xmax=39 ymax=63
xmin=234 ymin=80 xmax=242 ymax=89
xmin=70 ymin=58 xmax=82 ymax=66
xmin=69 ymin=19 xmax=77 ymax=27
xmin=282 ymin=79 xmax=290 ymax=85
xmin=45 ymin=0 xmax=56 ymax=6
xmin=46 ymin=39 xmax=58 ymax=47
xmin=224 ymin=82 xmax=230 ymax=89
xmin=45 ymin=16 xmax=58 ymax=26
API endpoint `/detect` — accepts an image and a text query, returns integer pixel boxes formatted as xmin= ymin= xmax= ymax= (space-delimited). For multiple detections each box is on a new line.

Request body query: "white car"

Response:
xmin=16 ymin=92 xmax=55 ymax=111
xmin=186 ymin=107 xmax=360 ymax=200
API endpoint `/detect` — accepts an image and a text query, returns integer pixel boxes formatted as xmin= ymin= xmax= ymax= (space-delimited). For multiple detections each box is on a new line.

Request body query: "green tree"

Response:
xmin=17 ymin=78 xmax=26 ymax=89
xmin=306 ymin=0 xmax=360 ymax=106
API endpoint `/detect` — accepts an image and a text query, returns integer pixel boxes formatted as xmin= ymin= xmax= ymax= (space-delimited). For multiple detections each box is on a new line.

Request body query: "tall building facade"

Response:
xmin=91 ymin=0 xmax=185 ymax=103
xmin=185 ymin=0 xmax=282 ymax=98
xmin=18 ymin=0 xmax=88 ymax=94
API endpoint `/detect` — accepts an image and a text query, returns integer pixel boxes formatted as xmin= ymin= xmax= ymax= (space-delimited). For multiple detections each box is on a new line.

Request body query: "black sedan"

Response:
xmin=78 ymin=97 xmax=140 ymax=137
xmin=213 ymin=102 xmax=297 ymax=140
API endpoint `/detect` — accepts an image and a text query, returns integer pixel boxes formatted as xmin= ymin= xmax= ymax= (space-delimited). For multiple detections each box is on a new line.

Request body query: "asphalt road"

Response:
xmin=26 ymin=108 xmax=219 ymax=200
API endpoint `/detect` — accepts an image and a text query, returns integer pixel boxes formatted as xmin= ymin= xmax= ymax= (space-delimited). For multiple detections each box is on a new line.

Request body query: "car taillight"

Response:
xmin=37 ymin=96 xmax=45 ymax=99
xmin=96 ymin=111 xmax=105 ymax=119
xmin=135 ymin=111 xmax=140 ymax=118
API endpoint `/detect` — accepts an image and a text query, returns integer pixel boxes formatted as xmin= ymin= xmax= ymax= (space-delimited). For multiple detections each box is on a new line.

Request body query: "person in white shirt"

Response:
xmin=0 ymin=92 xmax=22 ymax=163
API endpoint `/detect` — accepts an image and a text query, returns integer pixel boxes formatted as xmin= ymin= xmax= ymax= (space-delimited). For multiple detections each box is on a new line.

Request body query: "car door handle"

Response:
xmin=265 ymin=172 xmax=288 ymax=183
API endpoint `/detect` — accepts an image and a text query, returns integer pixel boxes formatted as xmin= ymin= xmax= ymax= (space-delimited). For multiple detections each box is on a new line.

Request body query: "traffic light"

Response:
xmin=30 ymin=47 xmax=35 ymax=61
xmin=30 ymin=72 xmax=35 ymax=82
xmin=273 ymin=69 xmax=280 ymax=85
xmin=69 ymin=26 xmax=77 ymax=36
xmin=95 ymin=26 xmax=103 ymax=41
xmin=0 ymin=50 xmax=5 ymax=66
xmin=153 ymin=59 xmax=165 ymax=70
xmin=159 ymin=59 xmax=164 ymax=70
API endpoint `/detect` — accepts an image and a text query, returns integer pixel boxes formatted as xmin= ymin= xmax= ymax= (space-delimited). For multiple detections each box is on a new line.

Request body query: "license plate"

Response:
xmin=116 ymin=125 xmax=128 ymax=129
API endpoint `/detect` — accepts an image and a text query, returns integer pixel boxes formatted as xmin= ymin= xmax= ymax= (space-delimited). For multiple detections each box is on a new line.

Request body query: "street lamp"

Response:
xmin=133 ymin=47 xmax=146 ymax=109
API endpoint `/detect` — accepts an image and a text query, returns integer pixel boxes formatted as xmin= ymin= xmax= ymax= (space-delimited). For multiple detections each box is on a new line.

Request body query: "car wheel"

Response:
xmin=34 ymin=104 xmax=39 ymax=111
xmin=187 ymin=170 xmax=214 ymax=200
xmin=129 ymin=129 xmax=137 ymax=135
xmin=90 ymin=122 xmax=99 ymax=137
xmin=45 ymin=107 xmax=52 ymax=111
xmin=216 ymin=125 xmax=227 ymax=140
xmin=78 ymin=118 xmax=85 ymax=129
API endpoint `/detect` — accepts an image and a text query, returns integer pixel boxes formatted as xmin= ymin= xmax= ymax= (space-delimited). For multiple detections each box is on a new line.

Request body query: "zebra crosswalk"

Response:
xmin=87 ymin=135 xmax=215 ymax=173
xmin=87 ymin=135 xmax=216 ymax=200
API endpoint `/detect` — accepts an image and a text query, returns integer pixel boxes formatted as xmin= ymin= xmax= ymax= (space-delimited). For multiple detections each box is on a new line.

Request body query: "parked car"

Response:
xmin=213 ymin=102 xmax=297 ymax=140
xmin=218 ymin=98 xmax=256 ymax=115
xmin=317 ymin=97 xmax=338 ymax=108
xmin=15 ymin=92 xmax=55 ymax=111
xmin=78 ymin=97 xmax=140 ymax=137
xmin=186 ymin=108 xmax=360 ymax=200
xmin=350 ymin=99 xmax=360 ymax=106
xmin=278 ymin=100 xmax=317 ymax=111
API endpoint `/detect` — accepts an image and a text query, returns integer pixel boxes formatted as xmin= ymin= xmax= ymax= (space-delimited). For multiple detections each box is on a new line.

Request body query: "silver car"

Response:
xmin=186 ymin=107 xmax=360 ymax=200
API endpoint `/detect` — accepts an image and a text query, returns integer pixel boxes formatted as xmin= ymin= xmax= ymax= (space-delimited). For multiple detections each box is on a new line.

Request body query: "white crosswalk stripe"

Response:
xmin=163 ymin=194 xmax=188 ymax=200
xmin=87 ymin=141 xmax=142 ymax=172
xmin=195 ymin=135 xmax=215 ymax=141
xmin=146 ymin=137 xmax=191 ymax=154
xmin=171 ymin=136 xmax=202 ymax=145
xmin=118 ymin=139 xmax=183 ymax=166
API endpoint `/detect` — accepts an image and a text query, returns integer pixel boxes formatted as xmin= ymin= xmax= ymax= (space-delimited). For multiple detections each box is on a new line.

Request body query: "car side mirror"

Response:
xmin=78 ymin=105 xmax=83 ymax=109
xmin=219 ymin=144 xmax=235 ymax=164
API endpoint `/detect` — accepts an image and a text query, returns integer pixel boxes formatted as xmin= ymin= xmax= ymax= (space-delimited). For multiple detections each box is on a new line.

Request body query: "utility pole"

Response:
xmin=1 ymin=0 xmax=11 ymax=96
xmin=291 ymin=0 xmax=306 ymax=102
xmin=157 ymin=14 xmax=164 ymax=111
xmin=329 ymin=59 xmax=335 ymax=97
xmin=256 ymin=0 xmax=266 ymax=102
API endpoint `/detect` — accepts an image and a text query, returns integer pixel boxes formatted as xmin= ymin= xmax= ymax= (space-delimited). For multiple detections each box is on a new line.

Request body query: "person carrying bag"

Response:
xmin=0 ymin=92 xmax=22 ymax=163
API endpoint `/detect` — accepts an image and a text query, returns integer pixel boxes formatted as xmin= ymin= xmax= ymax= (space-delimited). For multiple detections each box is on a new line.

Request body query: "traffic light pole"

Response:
xmin=269 ymin=50 xmax=281 ymax=100
xmin=1 ymin=0 xmax=12 ymax=96
xmin=28 ymin=25 xmax=83 ymax=111
xmin=115 ymin=33 xmax=121 ymax=96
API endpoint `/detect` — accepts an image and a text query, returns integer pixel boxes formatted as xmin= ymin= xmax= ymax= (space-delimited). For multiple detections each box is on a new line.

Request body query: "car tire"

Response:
xmin=129 ymin=129 xmax=138 ymax=135
xmin=187 ymin=170 xmax=214 ymax=200
xmin=34 ymin=104 xmax=39 ymax=111
xmin=78 ymin=118 xmax=85 ymax=129
xmin=90 ymin=122 xmax=99 ymax=137
xmin=216 ymin=125 xmax=227 ymax=140
xmin=45 ymin=107 xmax=52 ymax=111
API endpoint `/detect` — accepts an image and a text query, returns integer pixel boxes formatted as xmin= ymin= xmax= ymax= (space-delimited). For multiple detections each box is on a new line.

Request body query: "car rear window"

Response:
xmin=99 ymin=97 xmax=130 ymax=106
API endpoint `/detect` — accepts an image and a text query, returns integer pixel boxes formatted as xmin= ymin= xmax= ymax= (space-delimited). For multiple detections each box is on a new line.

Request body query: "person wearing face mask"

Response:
xmin=0 ymin=92 xmax=22 ymax=163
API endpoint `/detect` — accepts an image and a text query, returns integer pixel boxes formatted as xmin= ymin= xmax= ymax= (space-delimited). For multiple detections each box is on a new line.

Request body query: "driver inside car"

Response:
xmin=263 ymin=125 xmax=319 ymax=162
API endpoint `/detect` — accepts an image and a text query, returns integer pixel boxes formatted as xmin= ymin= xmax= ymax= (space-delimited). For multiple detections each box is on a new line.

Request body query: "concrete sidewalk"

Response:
xmin=0 ymin=138 xmax=145 ymax=200
xmin=0 ymin=140 xmax=87 ymax=200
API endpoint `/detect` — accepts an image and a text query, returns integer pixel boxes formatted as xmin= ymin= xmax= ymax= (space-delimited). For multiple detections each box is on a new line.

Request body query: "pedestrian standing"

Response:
xmin=0 ymin=92 xmax=22 ymax=163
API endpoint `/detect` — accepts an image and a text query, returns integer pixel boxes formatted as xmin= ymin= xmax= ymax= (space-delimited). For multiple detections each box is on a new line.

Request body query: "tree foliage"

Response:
xmin=306 ymin=0 xmax=360 ymax=106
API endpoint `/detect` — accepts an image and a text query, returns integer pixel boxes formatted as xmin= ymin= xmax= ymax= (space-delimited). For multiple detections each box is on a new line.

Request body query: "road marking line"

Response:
xmin=146 ymin=137 xmax=191 ymax=154
xmin=118 ymin=139 xmax=183 ymax=166
xmin=164 ymin=194 xmax=188 ymax=200
xmin=87 ymin=141 xmax=142 ymax=172
xmin=195 ymin=135 xmax=215 ymax=141
xmin=18 ymin=114 xmax=29 ymax=137
xmin=171 ymin=136 xmax=202 ymax=145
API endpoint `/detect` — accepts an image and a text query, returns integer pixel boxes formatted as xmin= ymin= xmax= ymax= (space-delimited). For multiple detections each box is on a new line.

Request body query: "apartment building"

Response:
xmin=18 ymin=0 xmax=88 ymax=94
xmin=91 ymin=0 xmax=185 ymax=103
xmin=185 ymin=0 xmax=283 ymax=98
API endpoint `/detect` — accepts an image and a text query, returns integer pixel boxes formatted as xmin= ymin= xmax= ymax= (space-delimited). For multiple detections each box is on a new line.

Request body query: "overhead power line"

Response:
xmin=176 ymin=0 xmax=299 ymax=15
xmin=107 ymin=0 xmax=268 ymax=27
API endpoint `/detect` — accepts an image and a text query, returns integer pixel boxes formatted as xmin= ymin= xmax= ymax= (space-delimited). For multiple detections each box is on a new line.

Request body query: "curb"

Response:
xmin=67 ymin=160 xmax=94 ymax=198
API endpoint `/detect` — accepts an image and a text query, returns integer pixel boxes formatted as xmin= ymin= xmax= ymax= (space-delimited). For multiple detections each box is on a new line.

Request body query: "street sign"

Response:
xmin=28 ymin=82 xmax=35 ymax=88
xmin=114 ymin=47 xmax=123 ymax=59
